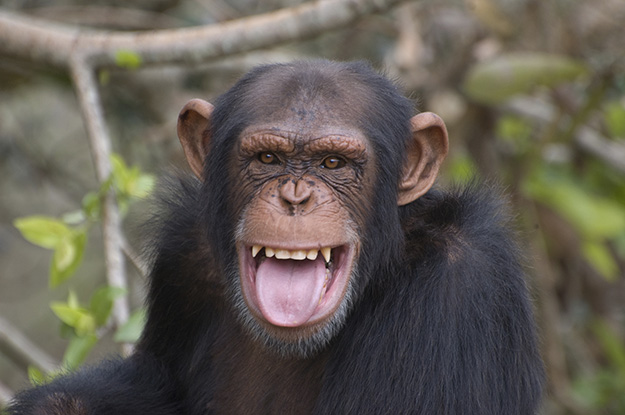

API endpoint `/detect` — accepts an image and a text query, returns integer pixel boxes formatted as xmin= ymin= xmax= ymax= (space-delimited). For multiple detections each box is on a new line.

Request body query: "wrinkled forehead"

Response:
xmin=242 ymin=65 xmax=375 ymax=131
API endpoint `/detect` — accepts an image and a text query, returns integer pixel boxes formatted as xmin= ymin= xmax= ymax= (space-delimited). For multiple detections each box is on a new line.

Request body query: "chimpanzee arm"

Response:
xmin=7 ymin=354 xmax=181 ymax=415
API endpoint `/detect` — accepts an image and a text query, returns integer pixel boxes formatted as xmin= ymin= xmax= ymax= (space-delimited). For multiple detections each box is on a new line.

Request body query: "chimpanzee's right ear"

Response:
xmin=177 ymin=99 xmax=215 ymax=179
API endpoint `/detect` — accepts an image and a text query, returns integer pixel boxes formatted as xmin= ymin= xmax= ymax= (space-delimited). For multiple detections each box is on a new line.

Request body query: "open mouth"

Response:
xmin=239 ymin=244 xmax=354 ymax=328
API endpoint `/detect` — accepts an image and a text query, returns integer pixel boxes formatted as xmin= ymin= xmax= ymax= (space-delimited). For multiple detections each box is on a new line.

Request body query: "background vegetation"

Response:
xmin=0 ymin=0 xmax=624 ymax=413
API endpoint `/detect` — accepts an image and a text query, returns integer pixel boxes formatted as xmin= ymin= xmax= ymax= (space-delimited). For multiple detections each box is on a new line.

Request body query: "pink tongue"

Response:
xmin=256 ymin=256 xmax=327 ymax=327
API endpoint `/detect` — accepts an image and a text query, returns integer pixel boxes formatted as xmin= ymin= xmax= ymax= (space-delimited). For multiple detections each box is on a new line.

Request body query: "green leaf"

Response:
xmin=604 ymin=101 xmax=625 ymax=138
xmin=54 ymin=237 xmax=76 ymax=271
xmin=583 ymin=241 xmax=619 ymax=281
xmin=27 ymin=366 xmax=46 ymax=386
xmin=109 ymin=154 xmax=154 ymax=200
xmin=59 ymin=322 xmax=74 ymax=339
xmin=67 ymin=290 xmax=80 ymax=309
xmin=75 ymin=313 xmax=96 ymax=336
xmin=27 ymin=366 xmax=64 ymax=387
xmin=49 ymin=230 xmax=87 ymax=287
xmin=13 ymin=216 xmax=71 ymax=249
xmin=110 ymin=154 xmax=133 ymax=197
xmin=114 ymin=308 xmax=146 ymax=343
xmin=90 ymin=286 xmax=127 ymax=326
xmin=464 ymin=52 xmax=588 ymax=104
xmin=111 ymin=153 xmax=129 ymax=181
xmin=82 ymin=191 xmax=102 ymax=220
xmin=51 ymin=301 xmax=96 ymax=336
xmin=62 ymin=333 xmax=98 ymax=370
xmin=524 ymin=169 xmax=625 ymax=240
xmin=128 ymin=173 xmax=155 ymax=199
xmin=115 ymin=50 xmax=142 ymax=70
xmin=99 ymin=175 xmax=114 ymax=195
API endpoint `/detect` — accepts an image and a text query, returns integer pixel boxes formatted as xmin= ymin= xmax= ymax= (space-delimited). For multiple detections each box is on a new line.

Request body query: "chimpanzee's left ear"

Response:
xmin=397 ymin=112 xmax=449 ymax=206
xmin=177 ymin=99 xmax=215 ymax=179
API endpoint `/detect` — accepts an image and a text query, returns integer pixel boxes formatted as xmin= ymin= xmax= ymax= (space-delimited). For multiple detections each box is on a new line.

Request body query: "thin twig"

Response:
xmin=69 ymin=55 xmax=132 ymax=355
xmin=121 ymin=235 xmax=149 ymax=278
xmin=0 ymin=316 xmax=57 ymax=374
xmin=0 ymin=380 xmax=14 ymax=407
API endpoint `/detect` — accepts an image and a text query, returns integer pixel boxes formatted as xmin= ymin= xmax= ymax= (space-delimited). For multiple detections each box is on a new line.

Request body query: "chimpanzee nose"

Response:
xmin=279 ymin=178 xmax=313 ymax=206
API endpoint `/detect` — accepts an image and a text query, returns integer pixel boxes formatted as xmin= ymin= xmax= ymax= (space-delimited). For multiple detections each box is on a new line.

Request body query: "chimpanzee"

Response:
xmin=8 ymin=60 xmax=544 ymax=415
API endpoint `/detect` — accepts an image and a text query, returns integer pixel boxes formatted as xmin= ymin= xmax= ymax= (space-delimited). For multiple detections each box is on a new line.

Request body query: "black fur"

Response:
xmin=8 ymin=61 xmax=543 ymax=414
xmin=8 ymin=356 xmax=180 ymax=414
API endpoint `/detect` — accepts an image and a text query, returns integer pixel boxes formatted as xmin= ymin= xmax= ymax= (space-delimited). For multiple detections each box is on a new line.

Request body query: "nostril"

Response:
xmin=292 ymin=194 xmax=311 ymax=206
xmin=280 ymin=178 xmax=314 ymax=206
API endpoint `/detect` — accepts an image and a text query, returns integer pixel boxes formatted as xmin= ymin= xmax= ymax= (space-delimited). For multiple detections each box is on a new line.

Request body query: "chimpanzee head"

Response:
xmin=177 ymin=60 xmax=448 ymax=356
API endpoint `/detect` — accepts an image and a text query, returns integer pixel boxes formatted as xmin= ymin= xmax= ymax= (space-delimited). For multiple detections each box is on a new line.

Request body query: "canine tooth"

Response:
xmin=306 ymin=250 xmax=318 ymax=260
xmin=275 ymin=249 xmax=291 ymax=259
xmin=265 ymin=247 xmax=275 ymax=258
xmin=292 ymin=250 xmax=307 ymax=260
xmin=252 ymin=245 xmax=261 ymax=257
xmin=321 ymin=247 xmax=331 ymax=263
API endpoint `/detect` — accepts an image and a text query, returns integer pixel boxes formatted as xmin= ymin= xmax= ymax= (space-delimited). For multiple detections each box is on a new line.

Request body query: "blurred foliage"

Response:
xmin=463 ymin=52 xmax=625 ymax=283
xmin=12 ymin=154 xmax=153 ymax=379
xmin=461 ymin=41 xmax=625 ymax=415
xmin=524 ymin=167 xmax=625 ymax=280
xmin=463 ymin=53 xmax=589 ymax=105
xmin=573 ymin=321 xmax=625 ymax=413
xmin=604 ymin=101 xmax=625 ymax=139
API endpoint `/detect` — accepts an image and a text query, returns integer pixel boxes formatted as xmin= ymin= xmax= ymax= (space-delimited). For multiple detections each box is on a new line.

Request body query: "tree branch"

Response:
xmin=121 ymin=235 xmax=149 ymax=278
xmin=0 ymin=380 xmax=13 ymax=407
xmin=0 ymin=316 xmax=57 ymax=374
xmin=0 ymin=0 xmax=405 ymax=69
xmin=69 ymin=55 xmax=131 ymax=354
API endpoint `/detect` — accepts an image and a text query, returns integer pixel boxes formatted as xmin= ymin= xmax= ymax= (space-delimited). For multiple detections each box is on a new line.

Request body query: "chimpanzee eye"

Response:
xmin=321 ymin=156 xmax=346 ymax=170
xmin=259 ymin=152 xmax=279 ymax=165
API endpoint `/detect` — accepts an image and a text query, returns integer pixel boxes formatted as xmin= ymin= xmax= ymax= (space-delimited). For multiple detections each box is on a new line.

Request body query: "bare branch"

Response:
xmin=121 ymin=235 xmax=149 ymax=278
xmin=0 ymin=380 xmax=13 ymax=407
xmin=69 ymin=56 xmax=131 ymax=354
xmin=574 ymin=126 xmax=625 ymax=174
xmin=68 ymin=55 xmax=111 ymax=184
xmin=27 ymin=6 xmax=185 ymax=30
xmin=0 ymin=0 xmax=405 ymax=69
xmin=0 ymin=316 xmax=57 ymax=374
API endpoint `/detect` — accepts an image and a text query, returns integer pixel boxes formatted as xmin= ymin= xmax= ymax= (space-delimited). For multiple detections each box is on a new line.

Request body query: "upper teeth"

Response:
xmin=252 ymin=246 xmax=331 ymax=263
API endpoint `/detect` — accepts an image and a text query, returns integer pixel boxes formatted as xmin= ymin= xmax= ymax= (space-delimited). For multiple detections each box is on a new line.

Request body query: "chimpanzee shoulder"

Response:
xmin=313 ymin=183 xmax=544 ymax=414
xmin=401 ymin=182 xmax=521 ymax=264
xmin=137 ymin=174 xmax=226 ymax=362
